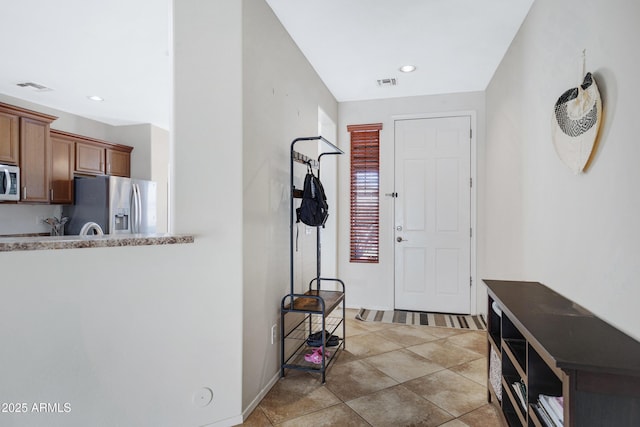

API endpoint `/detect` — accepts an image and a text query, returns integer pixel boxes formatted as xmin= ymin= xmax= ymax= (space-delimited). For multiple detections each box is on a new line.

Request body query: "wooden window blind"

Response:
xmin=347 ymin=123 xmax=382 ymax=263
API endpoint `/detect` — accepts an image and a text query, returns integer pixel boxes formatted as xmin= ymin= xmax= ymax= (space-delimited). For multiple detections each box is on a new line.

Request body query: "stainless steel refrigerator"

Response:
xmin=64 ymin=176 xmax=157 ymax=235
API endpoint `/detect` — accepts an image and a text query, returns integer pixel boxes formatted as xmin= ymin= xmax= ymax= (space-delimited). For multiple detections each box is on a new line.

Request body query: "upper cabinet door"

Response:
xmin=106 ymin=149 xmax=130 ymax=177
xmin=75 ymin=142 xmax=105 ymax=175
xmin=20 ymin=118 xmax=51 ymax=202
xmin=50 ymin=134 xmax=75 ymax=204
xmin=0 ymin=110 xmax=19 ymax=165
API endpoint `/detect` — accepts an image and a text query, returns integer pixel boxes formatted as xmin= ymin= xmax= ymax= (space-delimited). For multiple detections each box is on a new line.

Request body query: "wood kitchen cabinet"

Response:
xmin=74 ymin=136 xmax=132 ymax=177
xmin=50 ymin=131 xmax=75 ymax=204
xmin=0 ymin=108 xmax=19 ymax=165
xmin=75 ymin=141 xmax=106 ymax=175
xmin=106 ymin=148 xmax=130 ymax=177
xmin=0 ymin=101 xmax=134 ymax=205
xmin=20 ymin=115 xmax=56 ymax=203
xmin=0 ymin=102 xmax=57 ymax=203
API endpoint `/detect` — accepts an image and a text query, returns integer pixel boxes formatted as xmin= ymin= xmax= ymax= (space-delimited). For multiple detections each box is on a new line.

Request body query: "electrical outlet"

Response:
xmin=271 ymin=324 xmax=277 ymax=344
xmin=36 ymin=215 xmax=45 ymax=225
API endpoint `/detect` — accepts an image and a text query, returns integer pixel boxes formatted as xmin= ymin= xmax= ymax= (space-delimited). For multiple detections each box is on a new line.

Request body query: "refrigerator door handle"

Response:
xmin=133 ymin=184 xmax=142 ymax=233
xmin=130 ymin=185 xmax=135 ymax=233
xmin=137 ymin=184 xmax=142 ymax=232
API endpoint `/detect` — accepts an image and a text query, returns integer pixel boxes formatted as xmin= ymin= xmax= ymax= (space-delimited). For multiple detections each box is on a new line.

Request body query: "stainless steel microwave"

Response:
xmin=0 ymin=164 xmax=20 ymax=201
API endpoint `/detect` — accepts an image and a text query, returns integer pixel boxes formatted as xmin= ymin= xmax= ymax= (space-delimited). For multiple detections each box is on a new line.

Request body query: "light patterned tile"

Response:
xmin=237 ymin=407 xmax=273 ymax=427
xmin=419 ymin=326 xmax=467 ymax=339
xmin=258 ymin=317 xmax=495 ymax=426
xmin=363 ymin=348 xmax=445 ymax=383
xmin=347 ymin=384 xmax=453 ymax=427
xmin=325 ymin=359 xmax=397 ymax=401
xmin=332 ymin=349 xmax=360 ymax=366
xmin=277 ymin=403 xmax=369 ymax=427
xmin=404 ymin=370 xmax=487 ymax=417
xmin=374 ymin=325 xmax=440 ymax=346
xmin=345 ymin=333 xmax=402 ymax=358
xmin=407 ymin=340 xmax=484 ymax=368
xmin=457 ymin=403 xmax=503 ymax=427
xmin=345 ymin=319 xmax=374 ymax=337
xmin=258 ymin=374 xmax=340 ymax=424
xmin=439 ymin=420 xmax=470 ymax=427
xmin=449 ymin=357 xmax=488 ymax=386
xmin=444 ymin=331 xmax=488 ymax=355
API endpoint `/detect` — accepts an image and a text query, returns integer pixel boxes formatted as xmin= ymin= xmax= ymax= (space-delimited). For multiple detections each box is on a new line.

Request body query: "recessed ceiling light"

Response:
xmin=87 ymin=95 xmax=104 ymax=102
xmin=399 ymin=65 xmax=416 ymax=73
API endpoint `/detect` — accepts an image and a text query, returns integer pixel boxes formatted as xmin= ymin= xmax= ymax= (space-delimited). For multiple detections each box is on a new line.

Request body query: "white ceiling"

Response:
xmin=0 ymin=0 xmax=533 ymax=130
xmin=266 ymin=0 xmax=534 ymax=102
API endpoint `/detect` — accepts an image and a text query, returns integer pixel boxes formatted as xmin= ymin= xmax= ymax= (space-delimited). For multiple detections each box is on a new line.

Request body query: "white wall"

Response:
xmin=485 ymin=0 xmax=640 ymax=340
xmin=242 ymin=0 xmax=338 ymax=414
xmin=150 ymin=125 xmax=170 ymax=233
xmin=318 ymin=107 xmax=339 ymax=280
xmin=338 ymin=93 xmax=486 ymax=313
xmin=173 ymin=0 xmax=244 ymax=425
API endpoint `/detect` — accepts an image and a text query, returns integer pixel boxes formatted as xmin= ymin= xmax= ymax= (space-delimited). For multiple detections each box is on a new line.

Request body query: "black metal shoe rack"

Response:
xmin=280 ymin=136 xmax=345 ymax=383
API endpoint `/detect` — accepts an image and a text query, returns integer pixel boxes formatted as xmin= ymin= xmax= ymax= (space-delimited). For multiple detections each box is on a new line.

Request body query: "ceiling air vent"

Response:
xmin=377 ymin=78 xmax=397 ymax=87
xmin=16 ymin=82 xmax=52 ymax=92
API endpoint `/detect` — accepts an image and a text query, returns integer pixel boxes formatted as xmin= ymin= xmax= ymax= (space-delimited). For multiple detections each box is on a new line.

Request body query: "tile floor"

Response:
xmin=238 ymin=309 xmax=502 ymax=427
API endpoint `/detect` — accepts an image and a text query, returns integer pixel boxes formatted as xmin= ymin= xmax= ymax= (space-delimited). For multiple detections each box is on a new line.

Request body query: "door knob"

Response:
xmin=396 ymin=236 xmax=407 ymax=242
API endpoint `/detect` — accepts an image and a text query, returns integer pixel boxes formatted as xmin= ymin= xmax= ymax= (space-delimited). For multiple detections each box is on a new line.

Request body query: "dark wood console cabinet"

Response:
xmin=485 ymin=280 xmax=640 ymax=426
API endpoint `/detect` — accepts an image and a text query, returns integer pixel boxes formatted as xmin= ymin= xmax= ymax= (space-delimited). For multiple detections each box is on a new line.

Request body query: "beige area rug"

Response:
xmin=356 ymin=308 xmax=486 ymax=331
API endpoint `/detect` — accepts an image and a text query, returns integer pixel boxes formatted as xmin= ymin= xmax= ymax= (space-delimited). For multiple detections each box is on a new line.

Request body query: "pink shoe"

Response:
xmin=304 ymin=347 xmax=331 ymax=364
xmin=304 ymin=348 xmax=322 ymax=364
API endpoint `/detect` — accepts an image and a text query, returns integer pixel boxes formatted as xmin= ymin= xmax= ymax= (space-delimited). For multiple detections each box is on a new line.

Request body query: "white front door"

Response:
xmin=394 ymin=116 xmax=471 ymax=314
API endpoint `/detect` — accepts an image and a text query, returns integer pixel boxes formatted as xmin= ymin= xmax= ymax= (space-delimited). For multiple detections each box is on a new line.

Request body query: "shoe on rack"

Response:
xmin=303 ymin=347 xmax=331 ymax=364
xmin=307 ymin=331 xmax=341 ymax=347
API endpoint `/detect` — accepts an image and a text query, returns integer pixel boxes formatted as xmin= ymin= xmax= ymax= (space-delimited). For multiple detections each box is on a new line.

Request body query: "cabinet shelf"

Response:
xmin=488 ymin=330 xmax=501 ymax=352
xmin=485 ymin=280 xmax=640 ymax=427
xmin=502 ymin=338 xmax=527 ymax=379
xmin=501 ymin=385 xmax=526 ymax=427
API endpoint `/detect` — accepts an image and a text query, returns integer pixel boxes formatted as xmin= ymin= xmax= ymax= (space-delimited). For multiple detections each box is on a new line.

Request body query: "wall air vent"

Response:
xmin=16 ymin=82 xmax=52 ymax=92
xmin=377 ymin=78 xmax=397 ymax=87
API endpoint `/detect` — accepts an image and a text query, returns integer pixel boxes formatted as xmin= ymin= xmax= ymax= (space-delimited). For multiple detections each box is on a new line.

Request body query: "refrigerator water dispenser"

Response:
xmin=113 ymin=209 xmax=129 ymax=231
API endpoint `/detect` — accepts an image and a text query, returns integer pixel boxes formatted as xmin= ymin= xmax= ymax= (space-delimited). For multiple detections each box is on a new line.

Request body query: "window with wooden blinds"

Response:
xmin=347 ymin=123 xmax=382 ymax=263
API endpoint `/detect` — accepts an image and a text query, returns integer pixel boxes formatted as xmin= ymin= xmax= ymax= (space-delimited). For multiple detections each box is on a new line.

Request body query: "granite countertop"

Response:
xmin=0 ymin=233 xmax=195 ymax=252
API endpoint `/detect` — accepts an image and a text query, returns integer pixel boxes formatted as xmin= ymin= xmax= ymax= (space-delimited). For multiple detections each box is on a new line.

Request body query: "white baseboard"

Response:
xmin=200 ymin=414 xmax=244 ymax=427
xmin=241 ymin=371 xmax=280 ymax=422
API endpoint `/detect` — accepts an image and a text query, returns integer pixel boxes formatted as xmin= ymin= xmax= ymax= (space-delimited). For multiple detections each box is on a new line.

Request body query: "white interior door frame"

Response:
xmin=392 ymin=111 xmax=478 ymax=314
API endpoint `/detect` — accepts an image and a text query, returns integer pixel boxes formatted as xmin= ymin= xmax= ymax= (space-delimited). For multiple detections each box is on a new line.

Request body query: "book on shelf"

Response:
xmin=511 ymin=380 xmax=526 ymax=410
xmin=539 ymin=394 xmax=564 ymax=425
xmin=541 ymin=394 xmax=564 ymax=421
xmin=534 ymin=402 xmax=557 ymax=427
xmin=536 ymin=394 xmax=563 ymax=427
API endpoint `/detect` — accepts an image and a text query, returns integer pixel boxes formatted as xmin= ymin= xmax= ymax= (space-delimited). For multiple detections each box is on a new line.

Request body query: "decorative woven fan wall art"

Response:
xmin=551 ymin=72 xmax=602 ymax=173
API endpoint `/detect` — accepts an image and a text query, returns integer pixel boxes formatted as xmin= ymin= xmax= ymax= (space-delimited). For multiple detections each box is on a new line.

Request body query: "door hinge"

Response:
xmin=470 ymin=276 xmax=473 ymax=287
xmin=470 ymin=128 xmax=472 ymax=139
xmin=470 ymin=228 xmax=473 ymax=238
xmin=470 ymin=177 xmax=473 ymax=188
